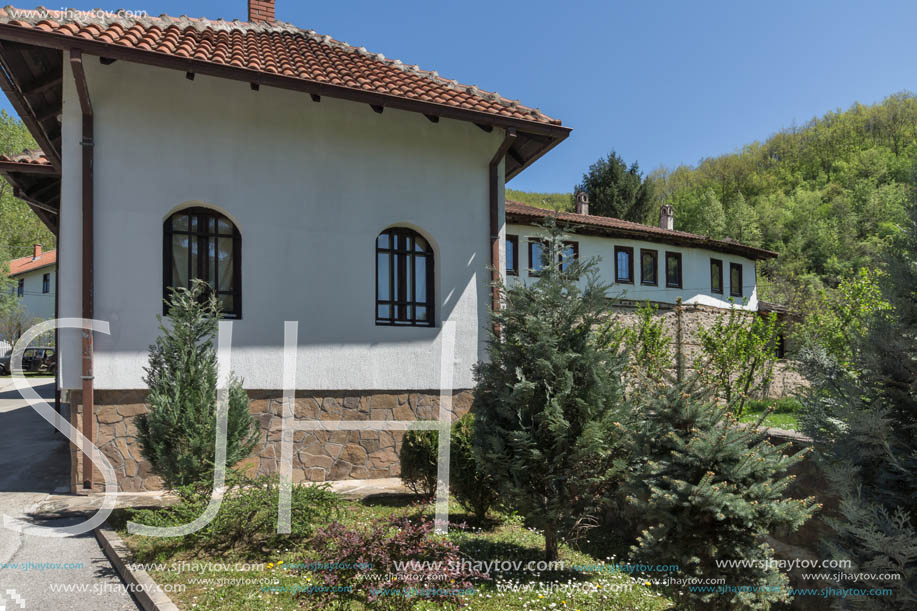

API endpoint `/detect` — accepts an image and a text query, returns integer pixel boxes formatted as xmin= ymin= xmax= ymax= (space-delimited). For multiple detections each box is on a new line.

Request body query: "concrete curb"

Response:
xmin=94 ymin=522 xmax=180 ymax=611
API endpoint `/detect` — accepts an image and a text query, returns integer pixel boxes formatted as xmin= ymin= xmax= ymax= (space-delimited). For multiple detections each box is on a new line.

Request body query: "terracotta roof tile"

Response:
xmin=0 ymin=149 xmax=52 ymax=166
xmin=7 ymin=249 xmax=56 ymax=276
xmin=0 ymin=7 xmax=561 ymax=126
xmin=505 ymin=200 xmax=778 ymax=260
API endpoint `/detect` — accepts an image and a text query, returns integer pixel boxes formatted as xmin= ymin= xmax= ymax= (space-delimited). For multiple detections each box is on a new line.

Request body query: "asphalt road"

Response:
xmin=0 ymin=377 xmax=140 ymax=611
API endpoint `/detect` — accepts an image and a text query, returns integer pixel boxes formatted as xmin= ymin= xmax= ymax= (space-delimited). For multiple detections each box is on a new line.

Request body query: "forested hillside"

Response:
xmin=0 ymin=110 xmax=55 ymax=264
xmin=511 ymin=92 xmax=917 ymax=308
xmin=505 ymin=188 xmax=571 ymax=211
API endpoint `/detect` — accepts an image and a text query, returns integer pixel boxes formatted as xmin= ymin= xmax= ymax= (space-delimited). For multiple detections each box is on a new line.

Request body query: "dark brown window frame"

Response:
xmin=640 ymin=248 xmax=658 ymax=286
xmin=730 ymin=262 xmax=743 ymax=297
xmin=42 ymin=272 xmax=50 ymax=294
xmin=163 ymin=207 xmax=242 ymax=319
xmin=710 ymin=258 xmax=723 ymax=294
xmin=506 ymin=234 xmax=519 ymax=276
xmin=614 ymin=246 xmax=634 ymax=284
xmin=375 ymin=227 xmax=435 ymax=327
xmin=665 ymin=251 xmax=682 ymax=288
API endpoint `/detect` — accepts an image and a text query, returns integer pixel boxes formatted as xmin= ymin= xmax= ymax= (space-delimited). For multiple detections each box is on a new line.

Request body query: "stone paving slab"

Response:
xmin=33 ymin=478 xmax=412 ymax=517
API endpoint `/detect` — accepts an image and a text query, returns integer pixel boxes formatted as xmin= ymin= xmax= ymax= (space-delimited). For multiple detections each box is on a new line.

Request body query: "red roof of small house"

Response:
xmin=7 ymin=249 xmax=56 ymax=276
xmin=0 ymin=7 xmax=561 ymax=127
xmin=505 ymin=200 xmax=778 ymax=260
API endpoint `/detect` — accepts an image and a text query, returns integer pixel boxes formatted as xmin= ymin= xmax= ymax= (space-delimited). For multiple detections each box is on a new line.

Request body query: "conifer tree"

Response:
xmin=627 ymin=378 xmax=817 ymax=610
xmin=137 ymin=281 xmax=259 ymax=489
xmin=472 ymin=220 xmax=629 ymax=560
xmin=800 ymin=206 xmax=917 ymax=609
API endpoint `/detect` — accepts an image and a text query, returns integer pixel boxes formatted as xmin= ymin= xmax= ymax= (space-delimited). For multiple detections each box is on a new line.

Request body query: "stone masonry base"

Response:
xmin=68 ymin=389 xmax=473 ymax=493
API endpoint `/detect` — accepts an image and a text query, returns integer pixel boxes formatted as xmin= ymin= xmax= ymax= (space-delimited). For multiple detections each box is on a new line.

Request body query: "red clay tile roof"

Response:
xmin=505 ymin=200 xmax=778 ymax=260
xmin=0 ymin=149 xmax=52 ymax=166
xmin=7 ymin=249 xmax=56 ymax=276
xmin=0 ymin=7 xmax=561 ymax=126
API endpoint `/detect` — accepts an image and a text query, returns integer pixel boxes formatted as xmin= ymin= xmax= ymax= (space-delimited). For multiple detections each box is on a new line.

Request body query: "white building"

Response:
xmin=5 ymin=244 xmax=56 ymax=321
xmin=0 ymin=1 xmax=772 ymax=492
xmin=505 ymin=198 xmax=775 ymax=310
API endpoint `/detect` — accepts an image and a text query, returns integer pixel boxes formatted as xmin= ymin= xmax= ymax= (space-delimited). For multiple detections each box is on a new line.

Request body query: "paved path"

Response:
xmin=0 ymin=377 xmax=139 ymax=611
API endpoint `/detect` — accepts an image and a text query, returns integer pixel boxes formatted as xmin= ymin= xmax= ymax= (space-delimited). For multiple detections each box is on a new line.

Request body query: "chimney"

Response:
xmin=659 ymin=204 xmax=674 ymax=230
xmin=32 ymin=244 xmax=42 ymax=260
xmin=248 ymin=0 xmax=275 ymax=22
xmin=575 ymin=191 xmax=589 ymax=215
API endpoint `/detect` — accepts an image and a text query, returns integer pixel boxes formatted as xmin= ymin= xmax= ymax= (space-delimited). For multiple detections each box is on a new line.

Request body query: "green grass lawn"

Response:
xmin=737 ymin=397 xmax=803 ymax=431
xmin=113 ymin=494 xmax=672 ymax=610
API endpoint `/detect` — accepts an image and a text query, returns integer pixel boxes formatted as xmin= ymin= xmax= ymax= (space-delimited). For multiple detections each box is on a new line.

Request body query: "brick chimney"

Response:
xmin=575 ymin=192 xmax=589 ymax=215
xmin=659 ymin=204 xmax=674 ymax=230
xmin=248 ymin=0 xmax=275 ymax=22
xmin=32 ymin=244 xmax=42 ymax=260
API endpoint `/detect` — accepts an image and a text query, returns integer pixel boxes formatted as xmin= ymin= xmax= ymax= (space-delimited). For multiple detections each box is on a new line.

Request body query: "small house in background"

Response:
xmin=505 ymin=195 xmax=775 ymax=311
xmin=6 ymin=244 xmax=56 ymax=320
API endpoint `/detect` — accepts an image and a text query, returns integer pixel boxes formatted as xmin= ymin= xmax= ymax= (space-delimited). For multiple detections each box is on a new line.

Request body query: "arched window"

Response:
xmin=376 ymin=228 xmax=434 ymax=326
xmin=163 ymin=207 xmax=241 ymax=318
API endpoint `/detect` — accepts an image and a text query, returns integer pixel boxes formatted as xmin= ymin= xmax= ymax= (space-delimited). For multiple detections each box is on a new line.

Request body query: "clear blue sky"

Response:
xmin=2 ymin=0 xmax=915 ymax=193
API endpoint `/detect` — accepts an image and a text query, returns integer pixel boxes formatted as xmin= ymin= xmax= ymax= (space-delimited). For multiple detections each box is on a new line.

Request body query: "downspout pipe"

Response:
xmin=487 ymin=128 xmax=516 ymax=330
xmin=70 ymin=49 xmax=94 ymax=490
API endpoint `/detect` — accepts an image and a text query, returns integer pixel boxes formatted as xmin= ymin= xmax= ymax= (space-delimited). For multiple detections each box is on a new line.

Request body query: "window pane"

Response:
xmin=190 ymin=215 xmax=198 ymax=231
xmin=531 ymin=242 xmax=544 ymax=271
xmin=642 ymin=253 xmax=656 ymax=282
xmin=172 ymin=235 xmax=189 ymax=288
xmin=506 ymin=240 xmax=516 ymax=272
xmin=711 ymin=262 xmax=722 ymax=292
xmin=378 ymin=233 xmax=390 ymax=249
xmin=377 ymin=253 xmax=390 ymax=300
xmin=217 ymin=218 xmax=232 ymax=234
xmin=415 ymin=236 xmax=429 ymax=252
xmin=218 ymin=238 xmax=234 ymax=291
xmin=617 ymin=251 xmax=631 ymax=280
xmin=172 ymin=214 xmax=189 ymax=231
xmin=561 ymin=245 xmax=576 ymax=271
xmin=393 ymin=253 xmax=401 ymax=299
xmin=405 ymin=252 xmax=413 ymax=300
xmin=190 ymin=236 xmax=199 ymax=281
xmin=207 ymin=238 xmax=216 ymax=287
xmin=207 ymin=217 xmax=216 ymax=232
xmin=377 ymin=304 xmax=390 ymax=319
xmin=667 ymin=255 xmax=681 ymax=286
xmin=415 ymin=306 xmax=428 ymax=322
xmin=219 ymin=294 xmax=234 ymax=314
xmin=415 ymin=256 xmax=427 ymax=301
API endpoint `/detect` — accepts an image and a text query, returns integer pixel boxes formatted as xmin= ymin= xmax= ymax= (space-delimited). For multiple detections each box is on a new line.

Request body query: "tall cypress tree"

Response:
xmin=137 ymin=281 xmax=259 ymax=489
xmin=472 ymin=220 xmax=630 ymax=560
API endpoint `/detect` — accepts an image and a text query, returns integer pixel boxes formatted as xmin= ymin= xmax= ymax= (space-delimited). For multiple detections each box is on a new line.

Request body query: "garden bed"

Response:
xmin=111 ymin=491 xmax=672 ymax=610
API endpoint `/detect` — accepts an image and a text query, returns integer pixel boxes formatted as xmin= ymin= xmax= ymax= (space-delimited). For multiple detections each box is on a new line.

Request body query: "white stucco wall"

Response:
xmin=58 ymin=54 xmax=505 ymax=391
xmin=506 ymin=223 xmax=759 ymax=310
xmin=10 ymin=267 xmax=55 ymax=320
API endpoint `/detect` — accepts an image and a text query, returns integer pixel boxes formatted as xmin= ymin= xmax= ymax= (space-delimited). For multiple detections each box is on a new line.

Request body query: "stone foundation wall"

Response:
xmin=68 ymin=389 xmax=473 ymax=493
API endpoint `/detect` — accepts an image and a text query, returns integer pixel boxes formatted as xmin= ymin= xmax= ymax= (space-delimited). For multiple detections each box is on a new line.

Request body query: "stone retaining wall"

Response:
xmin=68 ymin=389 xmax=473 ymax=493
xmin=612 ymin=301 xmax=807 ymax=398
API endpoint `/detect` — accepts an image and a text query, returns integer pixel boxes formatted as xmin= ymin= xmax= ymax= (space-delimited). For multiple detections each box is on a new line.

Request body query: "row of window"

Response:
xmin=12 ymin=274 xmax=51 ymax=297
xmin=163 ymin=209 xmax=437 ymax=327
xmin=506 ymin=235 xmax=744 ymax=297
